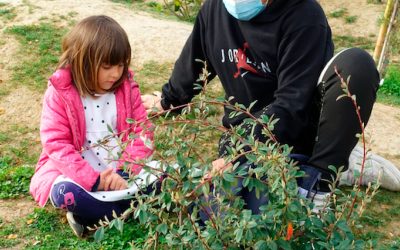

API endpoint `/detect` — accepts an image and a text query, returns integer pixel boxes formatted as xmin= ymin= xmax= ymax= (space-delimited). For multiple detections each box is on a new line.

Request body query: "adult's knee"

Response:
xmin=334 ymin=48 xmax=380 ymax=94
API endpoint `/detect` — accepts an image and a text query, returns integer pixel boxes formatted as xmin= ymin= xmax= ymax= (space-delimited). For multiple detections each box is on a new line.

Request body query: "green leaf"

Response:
xmin=182 ymin=234 xmax=196 ymax=243
xmin=106 ymin=124 xmax=114 ymax=133
xmin=243 ymin=176 xmax=250 ymax=187
xmin=93 ymin=226 xmax=105 ymax=242
xmin=144 ymin=138 xmax=152 ymax=149
xmin=156 ymin=223 xmax=168 ymax=235
xmin=114 ymin=218 xmax=124 ymax=233
xmin=276 ymin=239 xmax=291 ymax=250
xmin=245 ymin=154 xmax=257 ymax=163
xmin=248 ymin=100 xmax=257 ymax=111
xmin=223 ymin=172 xmax=235 ymax=182
xmin=336 ymin=220 xmax=351 ymax=233
xmin=242 ymin=210 xmax=252 ymax=221
xmin=247 ymin=221 xmax=257 ymax=229
xmin=234 ymin=228 xmax=243 ymax=242
xmin=126 ymin=118 xmax=135 ymax=124
xmin=254 ymin=240 xmax=268 ymax=250
xmin=260 ymin=114 xmax=270 ymax=124
xmin=316 ymin=241 xmax=330 ymax=248
xmin=136 ymin=209 xmax=148 ymax=224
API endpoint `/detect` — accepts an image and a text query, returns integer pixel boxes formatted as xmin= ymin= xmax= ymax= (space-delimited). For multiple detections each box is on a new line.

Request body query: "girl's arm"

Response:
xmin=118 ymin=82 xmax=154 ymax=174
xmin=40 ymin=86 xmax=99 ymax=191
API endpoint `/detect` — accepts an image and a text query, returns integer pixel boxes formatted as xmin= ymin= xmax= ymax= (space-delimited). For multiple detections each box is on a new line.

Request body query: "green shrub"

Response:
xmin=163 ymin=0 xmax=204 ymax=22
xmin=91 ymin=62 xmax=378 ymax=248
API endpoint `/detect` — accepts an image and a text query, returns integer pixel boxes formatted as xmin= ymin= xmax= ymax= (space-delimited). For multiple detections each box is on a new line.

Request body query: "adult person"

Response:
xmin=142 ymin=0 xmax=390 ymax=212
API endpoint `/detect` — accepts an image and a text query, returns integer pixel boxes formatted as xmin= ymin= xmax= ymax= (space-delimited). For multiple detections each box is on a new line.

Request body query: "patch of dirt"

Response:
xmin=366 ymin=103 xmax=400 ymax=166
xmin=0 ymin=35 xmax=19 ymax=89
xmin=0 ymin=87 xmax=42 ymax=132
xmin=0 ymin=199 xmax=36 ymax=223
xmin=319 ymin=0 xmax=385 ymax=38
xmin=3 ymin=0 xmax=193 ymax=65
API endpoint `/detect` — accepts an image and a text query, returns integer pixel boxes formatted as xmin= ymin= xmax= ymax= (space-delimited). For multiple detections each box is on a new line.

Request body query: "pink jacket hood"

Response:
xmin=30 ymin=68 xmax=153 ymax=207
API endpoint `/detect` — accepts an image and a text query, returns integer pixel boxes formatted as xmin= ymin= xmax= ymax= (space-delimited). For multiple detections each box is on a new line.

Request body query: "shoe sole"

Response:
xmin=66 ymin=212 xmax=85 ymax=238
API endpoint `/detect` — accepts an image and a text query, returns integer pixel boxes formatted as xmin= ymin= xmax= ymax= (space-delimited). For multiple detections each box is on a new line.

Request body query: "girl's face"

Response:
xmin=96 ymin=63 xmax=124 ymax=94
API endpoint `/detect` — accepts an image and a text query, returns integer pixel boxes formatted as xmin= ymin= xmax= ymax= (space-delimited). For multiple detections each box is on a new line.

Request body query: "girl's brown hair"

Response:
xmin=58 ymin=15 xmax=131 ymax=96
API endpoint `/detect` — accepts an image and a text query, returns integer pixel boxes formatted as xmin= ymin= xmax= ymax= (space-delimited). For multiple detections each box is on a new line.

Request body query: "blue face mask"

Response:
xmin=223 ymin=0 xmax=268 ymax=21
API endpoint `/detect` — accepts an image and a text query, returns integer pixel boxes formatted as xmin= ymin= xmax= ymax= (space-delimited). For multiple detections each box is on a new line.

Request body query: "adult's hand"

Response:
xmin=211 ymin=158 xmax=229 ymax=176
xmin=141 ymin=91 xmax=163 ymax=114
xmin=203 ymin=158 xmax=233 ymax=181
xmin=98 ymin=168 xmax=128 ymax=191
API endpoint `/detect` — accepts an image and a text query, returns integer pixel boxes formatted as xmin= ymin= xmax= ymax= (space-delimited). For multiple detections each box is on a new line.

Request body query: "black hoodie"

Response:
xmin=161 ymin=0 xmax=334 ymax=149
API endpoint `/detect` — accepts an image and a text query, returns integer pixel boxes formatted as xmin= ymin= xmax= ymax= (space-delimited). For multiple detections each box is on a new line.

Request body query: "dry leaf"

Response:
xmin=7 ymin=234 xmax=18 ymax=239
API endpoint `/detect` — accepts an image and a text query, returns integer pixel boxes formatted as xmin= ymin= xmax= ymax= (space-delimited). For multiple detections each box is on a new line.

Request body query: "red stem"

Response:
xmin=334 ymin=67 xmax=366 ymax=221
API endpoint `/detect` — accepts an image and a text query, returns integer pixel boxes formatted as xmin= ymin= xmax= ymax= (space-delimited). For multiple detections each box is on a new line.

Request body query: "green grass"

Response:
xmin=381 ymin=65 xmax=400 ymax=96
xmin=0 ymin=89 xmax=10 ymax=97
xmin=377 ymin=65 xmax=400 ymax=105
xmin=329 ymin=8 xmax=347 ymax=18
xmin=0 ymin=132 xmax=10 ymax=142
xmin=0 ymin=207 xmax=148 ymax=249
xmin=333 ymin=35 xmax=375 ymax=51
xmin=328 ymin=8 xmax=358 ymax=25
xmin=367 ymin=0 xmax=384 ymax=4
xmin=0 ymin=219 xmax=19 ymax=248
xmin=377 ymin=92 xmax=400 ymax=106
xmin=134 ymin=60 xmax=174 ymax=94
xmin=0 ymin=6 xmax=17 ymax=21
xmin=345 ymin=15 xmax=358 ymax=24
xmin=356 ymin=189 xmax=400 ymax=247
xmin=0 ymin=156 xmax=34 ymax=199
xmin=6 ymin=22 xmax=67 ymax=91
xmin=0 ymin=125 xmax=41 ymax=165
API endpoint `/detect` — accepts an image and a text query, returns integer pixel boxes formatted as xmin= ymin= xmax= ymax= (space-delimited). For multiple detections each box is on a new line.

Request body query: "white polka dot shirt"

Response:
xmin=80 ymin=93 xmax=120 ymax=172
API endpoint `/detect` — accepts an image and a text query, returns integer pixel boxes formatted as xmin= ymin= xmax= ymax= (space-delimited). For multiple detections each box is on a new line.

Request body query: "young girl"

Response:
xmin=30 ymin=15 xmax=153 ymax=237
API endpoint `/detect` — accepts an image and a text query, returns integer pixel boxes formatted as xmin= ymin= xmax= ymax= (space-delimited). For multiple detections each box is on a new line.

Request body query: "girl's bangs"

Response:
xmin=104 ymin=36 xmax=131 ymax=65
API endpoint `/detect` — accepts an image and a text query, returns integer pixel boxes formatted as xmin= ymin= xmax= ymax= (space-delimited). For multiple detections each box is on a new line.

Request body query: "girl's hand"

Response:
xmin=98 ymin=168 xmax=128 ymax=191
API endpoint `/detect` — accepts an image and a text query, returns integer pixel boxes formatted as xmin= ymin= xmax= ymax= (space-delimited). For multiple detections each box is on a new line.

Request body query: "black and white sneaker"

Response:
xmin=66 ymin=212 xmax=85 ymax=238
xmin=297 ymin=164 xmax=330 ymax=214
xmin=340 ymin=144 xmax=400 ymax=191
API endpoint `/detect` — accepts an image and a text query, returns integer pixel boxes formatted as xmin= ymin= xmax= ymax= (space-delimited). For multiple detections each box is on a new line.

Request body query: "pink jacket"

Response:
xmin=30 ymin=68 xmax=153 ymax=207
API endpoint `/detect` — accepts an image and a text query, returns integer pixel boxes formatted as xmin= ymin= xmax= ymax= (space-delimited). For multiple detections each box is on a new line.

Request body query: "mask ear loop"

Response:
xmin=264 ymin=0 xmax=269 ymax=6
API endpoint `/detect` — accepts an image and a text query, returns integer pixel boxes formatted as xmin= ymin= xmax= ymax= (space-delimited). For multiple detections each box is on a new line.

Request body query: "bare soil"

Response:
xmin=0 ymin=0 xmax=399 ymax=233
xmin=318 ymin=0 xmax=384 ymax=38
